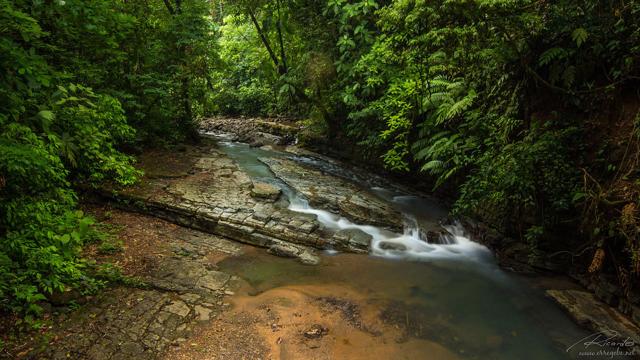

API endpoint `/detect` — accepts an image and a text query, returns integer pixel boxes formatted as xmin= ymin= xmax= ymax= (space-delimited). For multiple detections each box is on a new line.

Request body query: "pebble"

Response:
xmin=303 ymin=324 xmax=329 ymax=339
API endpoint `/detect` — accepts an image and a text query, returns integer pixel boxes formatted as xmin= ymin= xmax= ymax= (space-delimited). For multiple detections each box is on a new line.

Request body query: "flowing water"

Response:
xmin=208 ymin=133 xmax=592 ymax=359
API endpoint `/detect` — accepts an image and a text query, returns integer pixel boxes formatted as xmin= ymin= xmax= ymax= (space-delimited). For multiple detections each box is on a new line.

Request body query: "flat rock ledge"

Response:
xmin=546 ymin=289 xmax=640 ymax=353
xmin=97 ymin=142 xmax=378 ymax=264
xmin=102 ymin=190 xmax=328 ymax=264
xmin=29 ymin=217 xmax=244 ymax=360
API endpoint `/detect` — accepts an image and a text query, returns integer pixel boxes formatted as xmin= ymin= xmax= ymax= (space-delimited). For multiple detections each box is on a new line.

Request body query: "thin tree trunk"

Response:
xmin=248 ymin=7 xmax=283 ymax=74
xmin=162 ymin=0 xmax=175 ymax=15
xmin=163 ymin=0 xmax=194 ymax=139
xmin=275 ymin=0 xmax=287 ymax=74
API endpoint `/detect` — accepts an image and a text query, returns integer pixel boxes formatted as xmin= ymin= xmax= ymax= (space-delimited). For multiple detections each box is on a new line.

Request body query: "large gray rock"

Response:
xmin=103 ymin=139 xmax=377 ymax=263
xmin=199 ymin=117 xmax=299 ymax=146
xmin=249 ymin=132 xmax=283 ymax=147
xmin=267 ymin=242 xmax=321 ymax=265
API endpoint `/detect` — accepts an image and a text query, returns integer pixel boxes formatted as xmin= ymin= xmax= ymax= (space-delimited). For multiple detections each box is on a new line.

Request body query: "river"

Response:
xmin=207 ymin=134 xmax=592 ymax=359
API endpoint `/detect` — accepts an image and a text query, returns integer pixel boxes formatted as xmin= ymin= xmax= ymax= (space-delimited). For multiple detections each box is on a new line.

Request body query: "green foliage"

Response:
xmin=93 ymin=263 xmax=146 ymax=288
xmin=291 ymin=0 xmax=640 ymax=281
xmin=215 ymin=0 xmax=639 ymax=282
xmin=97 ymin=237 xmax=124 ymax=255
xmin=213 ymin=1 xmax=341 ymax=119
xmin=0 ymin=0 xmax=216 ymax=318
xmin=454 ymin=126 xmax=581 ymax=232
xmin=208 ymin=15 xmax=277 ymax=116
xmin=0 ymin=121 xmax=107 ymax=316
xmin=50 ymin=85 xmax=140 ymax=186
xmin=2 ymin=0 xmax=639 ymax=317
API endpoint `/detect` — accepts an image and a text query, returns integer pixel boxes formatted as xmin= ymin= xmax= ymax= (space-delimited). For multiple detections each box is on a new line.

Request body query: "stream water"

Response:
xmin=208 ymin=133 xmax=592 ymax=359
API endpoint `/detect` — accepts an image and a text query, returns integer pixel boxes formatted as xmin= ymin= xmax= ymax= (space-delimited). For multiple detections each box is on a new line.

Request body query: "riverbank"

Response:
xmin=3 ymin=204 xmax=570 ymax=359
xmin=2 ymin=122 xmax=639 ymax=359
xmin=0 ymin=206 xmax=584 ymax=359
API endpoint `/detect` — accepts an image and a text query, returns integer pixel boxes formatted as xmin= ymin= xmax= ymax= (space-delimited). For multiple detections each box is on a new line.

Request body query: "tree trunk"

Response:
xmin=275 ymin=0 xmax=288 ymax=74
xmin=162 ymin=0 xmax=175 ymax=15
xmin=248 ymin=7 xmax=284 ymax=75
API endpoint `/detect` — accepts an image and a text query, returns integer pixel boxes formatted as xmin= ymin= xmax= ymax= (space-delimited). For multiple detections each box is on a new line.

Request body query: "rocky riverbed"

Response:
xmin=5 ymin=119 xmax=640 ymax=359
xmin=9 ymin=207 xmax=244 ymax=359
xmin=96 ymin=135 xmax=419 ymax=259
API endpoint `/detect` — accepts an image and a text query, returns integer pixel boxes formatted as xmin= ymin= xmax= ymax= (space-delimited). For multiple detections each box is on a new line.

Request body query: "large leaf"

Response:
xmin=571 ymin=28 xmax=588 ymax=47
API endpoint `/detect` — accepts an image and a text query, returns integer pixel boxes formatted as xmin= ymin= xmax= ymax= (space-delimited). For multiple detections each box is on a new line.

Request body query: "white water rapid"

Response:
xmin=288 ymin=189 xmax=492 ymax=262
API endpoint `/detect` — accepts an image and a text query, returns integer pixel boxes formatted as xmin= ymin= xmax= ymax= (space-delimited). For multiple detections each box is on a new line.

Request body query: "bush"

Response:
xmin=0 ymin=125 xmax=103 ymax=317
xmin=1 ymin=0 xmax=215 ymax=318
xmin=455 ymin=125 xmax=581 ymax=235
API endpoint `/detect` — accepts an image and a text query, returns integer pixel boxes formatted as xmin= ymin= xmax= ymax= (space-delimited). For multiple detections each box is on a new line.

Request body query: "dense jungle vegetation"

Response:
xmin=1 ymin=0 xmax=639 ymax=323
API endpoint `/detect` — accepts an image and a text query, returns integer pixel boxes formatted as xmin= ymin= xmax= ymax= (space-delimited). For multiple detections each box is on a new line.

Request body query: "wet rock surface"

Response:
xmin=267 ymin=242 xmax=320 ymax=265
xmin=104 ymin=141 xmax=330 ymax=260
xmin=200 ymin=117 xmax=299 ymax=146
xmin=35 ymin=288 xmax=203 ymax=360
xmin=330 ymin=228 xmax=372 ymax=253
xmin=101 ymin=138 xmax=402 ymax=257
xmin=250 ymin=181 xmax=281 ymax=201
xmin=24 ymin=209 xmax=245 ymax=360
xmin=260 ymin=157 xmax=404 ymax=231
xmin=546 ymin=289 xmax=640 ymax=352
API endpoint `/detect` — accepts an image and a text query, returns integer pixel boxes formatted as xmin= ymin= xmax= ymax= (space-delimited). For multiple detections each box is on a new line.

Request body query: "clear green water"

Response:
xmin=209 ymin=134 xmax=593 ymax=359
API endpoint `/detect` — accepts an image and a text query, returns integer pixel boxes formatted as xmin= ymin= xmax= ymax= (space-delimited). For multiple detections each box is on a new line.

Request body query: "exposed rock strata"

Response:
xmin=199 ymin=117 xmax=299 ymax=146
xmin=100 ymin=141 xmax=396 ymax=260
xmin=260 ymin=157 xmax=404 ymax=231
xmin=546 ymin=289 xmax=640 ymax=353
xmin=30 ymin=218 xmax=245 ymax=360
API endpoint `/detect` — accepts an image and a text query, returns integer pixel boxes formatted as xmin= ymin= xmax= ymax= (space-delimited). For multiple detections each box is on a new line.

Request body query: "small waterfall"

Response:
xmin=288 ymin=191 xmax=492 ymax=263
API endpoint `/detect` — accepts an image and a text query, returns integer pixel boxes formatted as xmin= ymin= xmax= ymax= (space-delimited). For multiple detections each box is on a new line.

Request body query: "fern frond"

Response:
xmin=539 ymin=47 xmax=567 ymax=66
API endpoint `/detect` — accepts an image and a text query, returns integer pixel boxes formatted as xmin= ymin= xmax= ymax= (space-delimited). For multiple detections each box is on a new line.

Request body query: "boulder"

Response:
xmin=267 ymin=243 xmax=298 ymax=258
xmin=331 ymin=228 xmax=372 ymax=253
xmin=378 ymin=241 xmax=407 ymax=251
xmin=252 ymin=132 xmax=283 ymax=147
xmin=250 ymin=182 xmax=281 ymax=201
xmin=261 ymin=157 xmax=404 ymax=231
